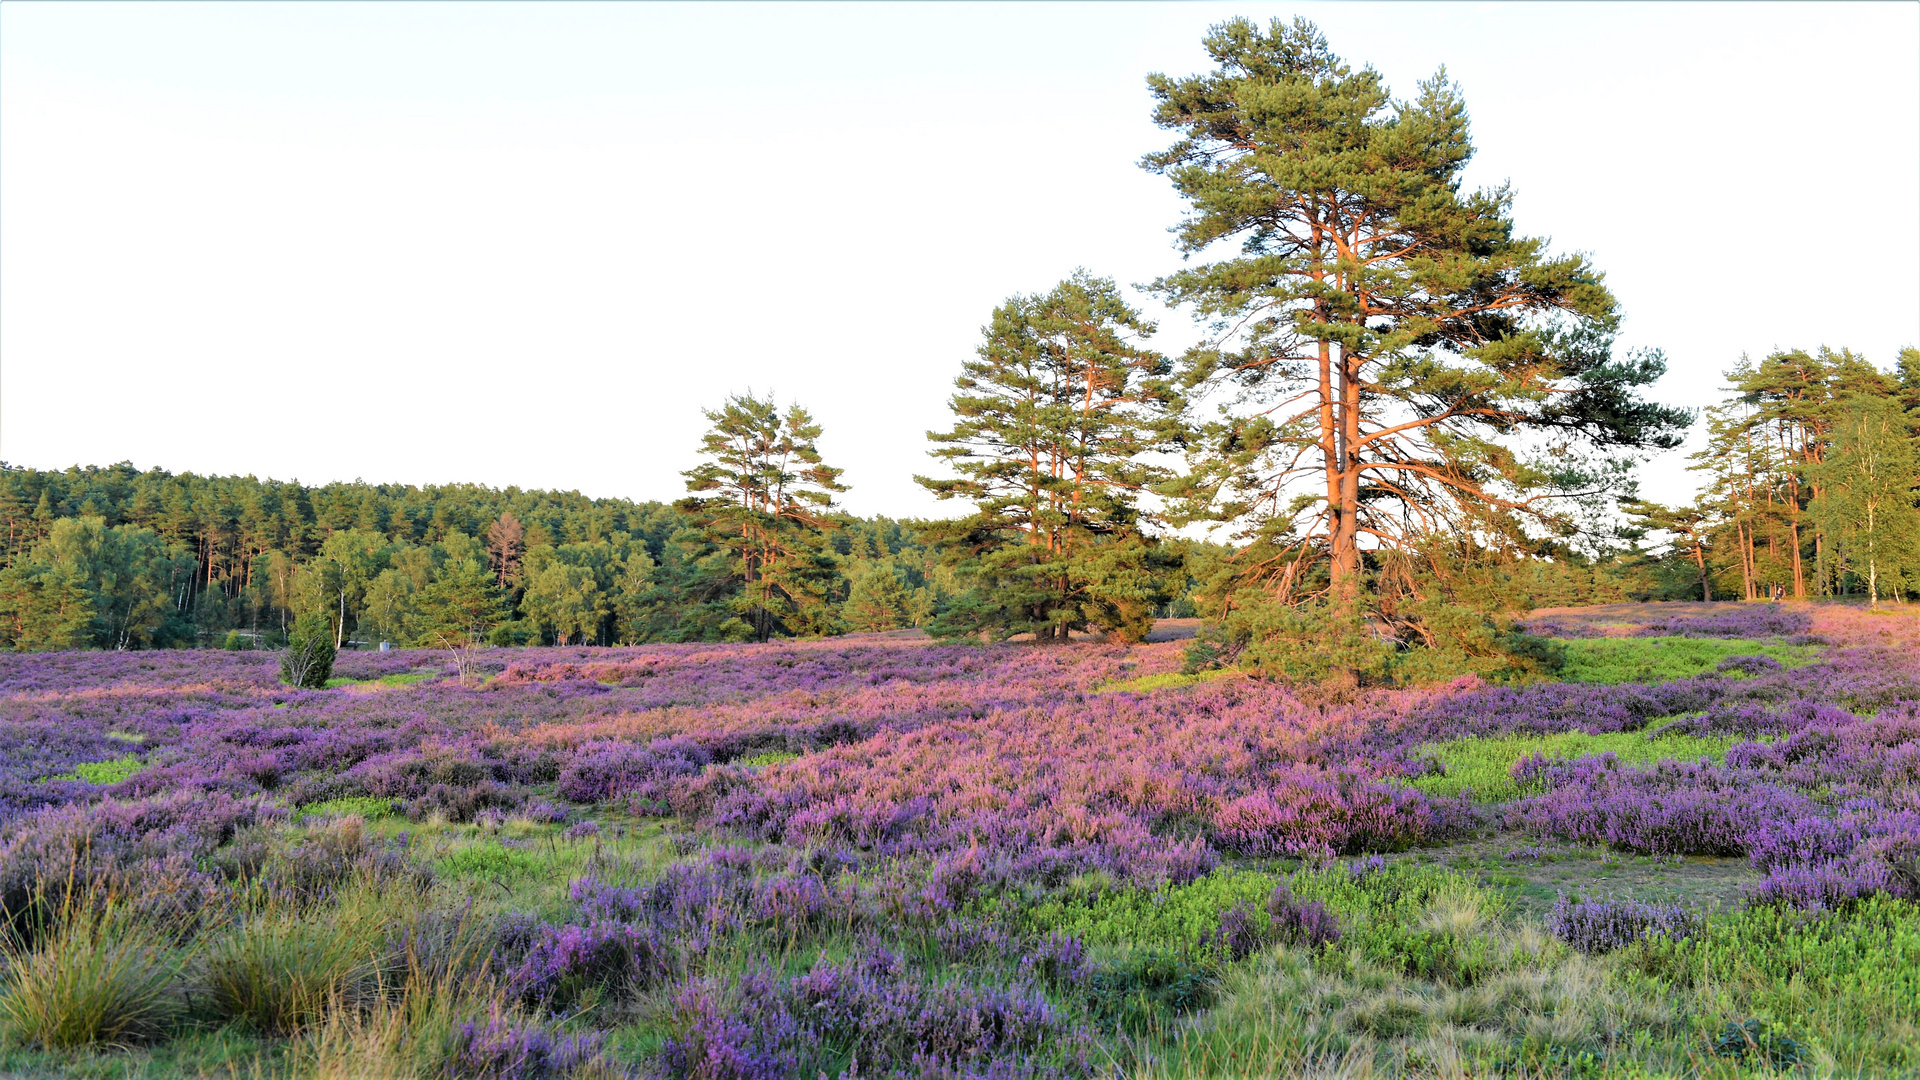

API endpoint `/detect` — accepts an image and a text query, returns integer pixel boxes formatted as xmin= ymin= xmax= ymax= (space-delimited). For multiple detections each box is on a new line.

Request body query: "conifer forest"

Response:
xmin=3 ymin=16 xmax=1919 ymax=1080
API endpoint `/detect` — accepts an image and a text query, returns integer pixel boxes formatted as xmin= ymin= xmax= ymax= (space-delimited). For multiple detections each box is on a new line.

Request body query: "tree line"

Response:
xmin=1625 ymin=346 xmax=1920 ymax=607
xmin=4 ymin=17 xmax=1916 ymax=682
xmin=0 ymin=458 xmax=963 ymax=652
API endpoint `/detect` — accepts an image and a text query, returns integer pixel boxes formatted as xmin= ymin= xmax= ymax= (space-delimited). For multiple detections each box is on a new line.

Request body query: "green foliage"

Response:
xmin=407 ymin=557 xmax=507 ymax=649
xmin=1018 ymin=868 xmax=1285 ymax=956
xmin=0 ymin=517 xmax=195 ymax=652
xmin=436 ymin=841 xmax=540 ymax=881
xmin=918 ymin=272 xmax=1181 ymax=644
xmin=1097 ymin=669 xmax=1238 ymax=695
xmin=0 ymin=902 xmax=181 ymax=1049
xmin=1556 ymin=636 xmax=1817 ymax=684
xmin=202 ymin=903 xmax=379 ymax=1034
xmin=1203 ymin=592 xmax=1561 ymax=688
xmin=279 ymin=613 xmax=336 ymax=689
xmin=1627 ymin=897 xmax=1920 ymax=1068
xmin=1404 ymin=731 xmax=1741 ymax=802
xmin=841 ymin=559 xmax=914 ymax=632
xmin=733 ymin=751 xmax=800 ymax=769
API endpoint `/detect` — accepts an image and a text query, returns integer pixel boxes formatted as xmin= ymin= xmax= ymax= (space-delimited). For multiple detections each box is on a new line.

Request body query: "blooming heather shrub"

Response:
xmin=1267 ymin=884 xmax=1341 ymax=950
xmin=660 ymin=951 xmax=1097 ymax=1080
xmin=1548 ymin=894 xmax=1700 ymax=952
xmin=1634 ymin=605 xmax=1812 ymax=639
xmin=557 ymin=738 xmax=710 ymax=807
xmin=448 ymin=1014 xmax=608 ymax=1080
xmin=1200 ymin=899 xmax=1267 ymax=961
xmin=1716 ymin=654 xmax=1785 ymax=676
xmin=1198 ymin=886 xmax=1339 ymax=961
xmin=0 ymin=792 xmax=284 ymax=939
xmin=505 ymin=921 xmax=670 ymax=1005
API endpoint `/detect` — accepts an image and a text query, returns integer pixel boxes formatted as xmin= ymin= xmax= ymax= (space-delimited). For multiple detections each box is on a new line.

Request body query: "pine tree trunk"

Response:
xmin=1329 ymin=348 xmax=1363 ymax=601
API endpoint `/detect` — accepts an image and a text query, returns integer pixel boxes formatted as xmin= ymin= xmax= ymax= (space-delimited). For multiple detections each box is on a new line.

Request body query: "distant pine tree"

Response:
xmin=917 ymin=271 xmax=1180 ymax=644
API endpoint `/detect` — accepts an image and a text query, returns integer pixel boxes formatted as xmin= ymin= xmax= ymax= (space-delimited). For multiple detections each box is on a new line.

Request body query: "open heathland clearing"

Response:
xmin=0 ymin=601 xmax=1917 ymax=1078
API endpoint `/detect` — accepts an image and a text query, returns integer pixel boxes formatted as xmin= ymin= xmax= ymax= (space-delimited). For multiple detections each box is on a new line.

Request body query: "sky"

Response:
xmin=3 ymin=1 xmax=1916 ymax=520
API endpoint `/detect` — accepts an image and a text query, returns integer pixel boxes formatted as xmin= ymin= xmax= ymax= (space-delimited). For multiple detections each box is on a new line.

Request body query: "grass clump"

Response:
xmin=322 ymin=672 xmax=436 ymax=690
xmin=1404 ymin=731 xmax=1741 ymax=802
xmin=435 ymin=839 xmax=542 ymax=881
xmin=202 ymin=887 xmax=391 ymax=1034
xmin=1556 ymin=636 xmax=1818 ymax=684
xmin=0 ymin=899 xmax=181 ymax=1050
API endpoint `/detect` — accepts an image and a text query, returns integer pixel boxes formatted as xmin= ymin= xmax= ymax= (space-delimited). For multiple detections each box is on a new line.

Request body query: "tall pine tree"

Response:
xmin=1144 ymin=18 xmax=1688 ymax=622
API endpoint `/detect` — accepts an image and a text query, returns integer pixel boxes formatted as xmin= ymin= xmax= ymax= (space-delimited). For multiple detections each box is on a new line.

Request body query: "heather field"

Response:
xmin=2 ymin=604 xmax=1918 ymax=1079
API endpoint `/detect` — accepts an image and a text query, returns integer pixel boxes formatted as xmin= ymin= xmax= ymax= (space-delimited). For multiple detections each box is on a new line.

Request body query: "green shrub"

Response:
xmin=223 ymin=629 xmax=244 ymax=651
xmin=280 ymin=614 xmax=337 ymax=689
xmin=0 ymin=901 xmax=181 ymax=1049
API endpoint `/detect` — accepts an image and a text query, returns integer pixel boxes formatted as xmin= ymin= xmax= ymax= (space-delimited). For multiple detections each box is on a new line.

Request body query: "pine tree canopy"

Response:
xmin=1144 ymin=16 xmax=1690 ymax=603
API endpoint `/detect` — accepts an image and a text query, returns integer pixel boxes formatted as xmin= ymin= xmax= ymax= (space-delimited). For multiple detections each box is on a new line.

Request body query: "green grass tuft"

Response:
xmin=734 ymin=751 xmax=801 ymax=769
xmin=435 ymin=840 xmax=542 ymax=881
xmin=0 ymin=902 xmax=181 ymax=1050
xmin=323 ymin=672 xmax=436 ymax=690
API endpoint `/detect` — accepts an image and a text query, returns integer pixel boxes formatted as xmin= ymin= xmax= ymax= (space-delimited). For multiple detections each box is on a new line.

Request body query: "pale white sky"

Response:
xmin=3 ymin=2 xmax=1916 ymax=519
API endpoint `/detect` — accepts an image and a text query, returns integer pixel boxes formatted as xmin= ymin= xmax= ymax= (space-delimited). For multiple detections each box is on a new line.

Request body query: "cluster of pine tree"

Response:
xmin=1624 ymin=347 xmax=1920 ymax=607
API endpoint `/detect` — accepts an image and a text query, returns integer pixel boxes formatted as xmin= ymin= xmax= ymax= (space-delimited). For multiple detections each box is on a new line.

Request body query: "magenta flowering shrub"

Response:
xmin=3 ymin=613 xmax=1918 ymax=950
xmin=506 ymin=920 xmax=673 ymax=1004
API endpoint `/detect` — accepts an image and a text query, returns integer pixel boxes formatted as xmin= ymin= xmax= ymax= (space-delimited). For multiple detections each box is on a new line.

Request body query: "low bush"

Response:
xmin=280 ymin=614 xmax=337 ymax=689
